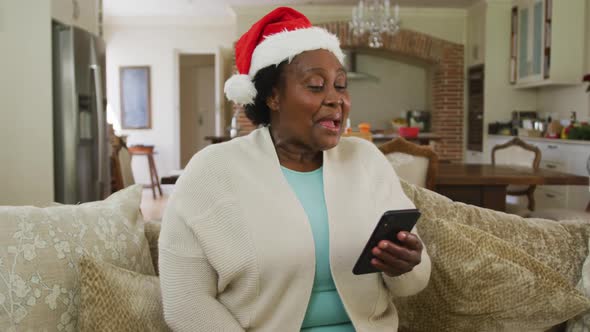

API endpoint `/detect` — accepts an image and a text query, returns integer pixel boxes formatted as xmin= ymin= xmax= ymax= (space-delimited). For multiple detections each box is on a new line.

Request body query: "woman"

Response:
xmin=159 ymin=7 xmax=430 ymax=332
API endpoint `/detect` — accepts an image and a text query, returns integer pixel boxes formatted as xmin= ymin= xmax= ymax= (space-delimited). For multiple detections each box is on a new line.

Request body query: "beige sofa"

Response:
xmin=1 ymin=183 xmax=589 ymax=331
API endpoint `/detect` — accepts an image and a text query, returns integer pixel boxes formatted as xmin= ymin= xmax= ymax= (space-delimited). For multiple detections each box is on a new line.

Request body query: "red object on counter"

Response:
xmin=398 ymin=127 xmax=420 ymax=138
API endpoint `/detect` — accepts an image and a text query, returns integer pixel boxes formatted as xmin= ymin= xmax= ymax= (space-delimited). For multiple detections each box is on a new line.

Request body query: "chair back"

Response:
xmin=118 ymin=146 xmax=135 ymax=187
xmin=342 ymin=131 xmax=373 ymax=142
xmin=378 ymin=137 xmax=439 ymax=190
xmin=491 ymin=137 xmax=541 ymax=211
xmin=492 ymin=137 xmax=541 ymax=169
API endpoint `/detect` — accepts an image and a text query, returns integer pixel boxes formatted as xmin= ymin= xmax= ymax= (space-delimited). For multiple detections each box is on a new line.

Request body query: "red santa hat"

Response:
xmin=224 ymin=7 xmax=345 ymax=105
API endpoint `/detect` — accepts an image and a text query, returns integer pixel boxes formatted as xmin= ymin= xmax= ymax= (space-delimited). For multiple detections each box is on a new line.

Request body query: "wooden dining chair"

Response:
xmin=110 ymin=136 xmax=135 ymax=193
xmin=378 ymin=137 xmax=439 ymax=190
xmin=491 ymin=137 xmax=541 ymax=212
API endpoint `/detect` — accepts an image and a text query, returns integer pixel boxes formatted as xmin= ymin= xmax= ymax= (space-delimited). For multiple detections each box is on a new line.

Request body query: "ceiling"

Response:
xmin=103 ymin=0 xmax=480 ymax=18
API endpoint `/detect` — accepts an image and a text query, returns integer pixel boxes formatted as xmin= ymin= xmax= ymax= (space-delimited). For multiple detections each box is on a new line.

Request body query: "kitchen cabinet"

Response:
xmin=487 ymin=135 xmax=590 ymax=210
xmin=52 ymin=0 xmax=99 ymax=35
xmin=510 ymin=0 xmax=585 ymax=87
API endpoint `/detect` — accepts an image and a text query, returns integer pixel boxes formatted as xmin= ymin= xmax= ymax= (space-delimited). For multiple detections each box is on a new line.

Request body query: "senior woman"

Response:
xmin=159 ymin=7 xmax=431 ymax=332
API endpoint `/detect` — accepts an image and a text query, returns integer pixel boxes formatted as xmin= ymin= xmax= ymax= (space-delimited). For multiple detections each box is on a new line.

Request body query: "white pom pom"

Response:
xmin=224 ymin=74 xmax=257 ymax=105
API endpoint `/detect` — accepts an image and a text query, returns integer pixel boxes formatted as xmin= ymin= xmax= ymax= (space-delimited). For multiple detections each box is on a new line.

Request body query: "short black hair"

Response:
xmin=244 ymin=61 xmax=288 ymax=126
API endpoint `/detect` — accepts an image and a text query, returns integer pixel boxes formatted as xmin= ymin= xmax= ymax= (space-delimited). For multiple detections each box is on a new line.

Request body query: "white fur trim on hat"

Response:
xmin=249 ymin=27 xmax=345 ymax=77
xmin=224 ymin=74 xmax=257 ymax=105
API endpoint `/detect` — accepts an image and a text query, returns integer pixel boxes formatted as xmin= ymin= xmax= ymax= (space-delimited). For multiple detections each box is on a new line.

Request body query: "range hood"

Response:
xmin=343 ymin=49 xmax=378 ymax=81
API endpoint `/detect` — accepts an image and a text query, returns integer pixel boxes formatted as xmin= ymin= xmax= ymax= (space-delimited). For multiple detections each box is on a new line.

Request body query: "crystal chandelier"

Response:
xmin=349 ymin=0 xmax=400 ymax=48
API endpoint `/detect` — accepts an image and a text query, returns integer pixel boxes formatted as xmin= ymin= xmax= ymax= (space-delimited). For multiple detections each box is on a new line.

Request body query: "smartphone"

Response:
xmin=352 ymin=209 xmax=421 ymax=275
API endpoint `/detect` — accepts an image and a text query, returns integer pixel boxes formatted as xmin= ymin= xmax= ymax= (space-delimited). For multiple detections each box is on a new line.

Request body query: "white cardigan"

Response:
xmin=159 ymin=127 xmax=431 ymax=332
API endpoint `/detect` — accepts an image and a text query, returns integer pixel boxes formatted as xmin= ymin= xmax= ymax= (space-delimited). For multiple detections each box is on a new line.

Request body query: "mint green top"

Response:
xmin=281 ymin=166 xmax=355 ymax=332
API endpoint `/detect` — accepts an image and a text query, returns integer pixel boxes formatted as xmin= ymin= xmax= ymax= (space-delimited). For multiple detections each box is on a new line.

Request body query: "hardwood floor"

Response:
xmin=140 ymin=186 xmax=171 ymax=221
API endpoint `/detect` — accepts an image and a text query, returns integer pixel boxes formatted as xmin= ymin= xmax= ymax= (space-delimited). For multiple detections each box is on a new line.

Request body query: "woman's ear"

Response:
xmin=266 ymin=87 xmax=280 ymax=113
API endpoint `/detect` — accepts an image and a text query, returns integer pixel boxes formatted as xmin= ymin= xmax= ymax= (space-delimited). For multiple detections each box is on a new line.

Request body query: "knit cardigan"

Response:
xmin=159 ymin=127 xmax=431 ymax=332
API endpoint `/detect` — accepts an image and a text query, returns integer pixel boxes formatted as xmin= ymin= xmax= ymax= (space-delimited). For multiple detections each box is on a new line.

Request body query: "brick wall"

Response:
xmin=231 ymin=23 xmax=464 ymax=162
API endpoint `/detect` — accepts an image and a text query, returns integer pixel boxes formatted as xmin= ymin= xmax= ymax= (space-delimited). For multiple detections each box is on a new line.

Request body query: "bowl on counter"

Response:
xmin=398 ymin=127 xmax=420 ymax=138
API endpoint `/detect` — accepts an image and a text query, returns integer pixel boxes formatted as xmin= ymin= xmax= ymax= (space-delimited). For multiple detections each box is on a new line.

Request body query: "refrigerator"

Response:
xmin=52 ymin=22 xmax=110 ymax=204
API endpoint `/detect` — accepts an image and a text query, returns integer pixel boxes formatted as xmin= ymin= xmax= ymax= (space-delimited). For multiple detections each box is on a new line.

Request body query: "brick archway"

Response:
xmin=233 ymin=23 xmax=464 ymax=162
xmin=318 ymin=22 xmax=464 ymax=162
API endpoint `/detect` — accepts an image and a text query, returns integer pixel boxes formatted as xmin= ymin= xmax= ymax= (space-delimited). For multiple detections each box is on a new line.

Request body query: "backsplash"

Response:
xmin=536 ymin=85 xmax=590 ymax=123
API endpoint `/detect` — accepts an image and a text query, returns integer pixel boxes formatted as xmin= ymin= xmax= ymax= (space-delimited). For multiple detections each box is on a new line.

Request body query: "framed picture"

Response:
xmin=120 ymin=66 xmax=151 ymax=129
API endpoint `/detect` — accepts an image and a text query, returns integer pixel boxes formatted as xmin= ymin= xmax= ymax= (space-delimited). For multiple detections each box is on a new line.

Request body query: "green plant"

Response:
xmin=568 ymin=125 xmax=590 ymax=140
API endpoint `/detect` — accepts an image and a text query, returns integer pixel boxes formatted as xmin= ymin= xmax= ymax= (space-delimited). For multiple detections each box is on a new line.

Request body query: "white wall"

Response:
xmin=104 ymin=22 xmax=235 ymax=184
xmin=348 ymin=54 xmax=430 ymax=129
xmin=0 ymin=1 xmax=54 ymax=205
xmin=52 ymin=0 xmax=99 ymax=35
xmin=465 ymin=1 xmax=486 ymax=67
xmin=233 ymin=5 xmax=466 ymax=44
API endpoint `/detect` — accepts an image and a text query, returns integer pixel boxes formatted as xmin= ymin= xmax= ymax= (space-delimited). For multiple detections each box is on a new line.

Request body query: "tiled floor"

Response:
xmin=140 ymin=186 xmax=172 ymax=221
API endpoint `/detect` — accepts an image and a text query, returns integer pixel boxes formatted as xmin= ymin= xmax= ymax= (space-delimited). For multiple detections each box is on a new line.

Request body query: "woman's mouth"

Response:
xmin=319 ymin=119 xmax=341 ymax=132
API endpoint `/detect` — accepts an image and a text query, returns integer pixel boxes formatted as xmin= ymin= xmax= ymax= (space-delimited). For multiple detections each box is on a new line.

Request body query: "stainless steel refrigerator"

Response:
xmin=52 ymin=22 xmax=110 ymax=204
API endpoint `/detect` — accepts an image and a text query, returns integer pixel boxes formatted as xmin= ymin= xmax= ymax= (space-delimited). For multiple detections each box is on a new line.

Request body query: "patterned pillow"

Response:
xmin=395 ymin=182 xmax=590 ymax=331
xmin=567 ymin=237 xmax=590 ymax=332
xmin=79 ymin=256 xmax=170 ymax=332
xmin=401 ymin=181 xmax=590 ymax=286
xmin=0 ymin=185 xmax=155 ymax=331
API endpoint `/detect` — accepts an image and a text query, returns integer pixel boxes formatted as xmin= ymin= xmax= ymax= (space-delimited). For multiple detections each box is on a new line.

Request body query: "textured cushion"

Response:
xmin=401 ymin=181 xmax=590 ymax=286
xmin=395 ymin=181 xmax=590 ymax=331
xmin=0 ymin=185 xmax=155 ymax=331
xmin=567 ymin=237 xmax=590 ymax=332
xmin=79 ymin=256 xmax=170 ymax=332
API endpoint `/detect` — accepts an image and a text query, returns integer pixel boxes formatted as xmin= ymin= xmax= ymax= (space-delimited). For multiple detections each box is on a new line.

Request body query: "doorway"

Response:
xmin=179 ymin=54 xmax=215 ymax=168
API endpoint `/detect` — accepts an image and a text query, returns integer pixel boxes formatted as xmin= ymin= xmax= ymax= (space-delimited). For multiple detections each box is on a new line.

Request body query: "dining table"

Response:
xmin=435 ymin=163 xmax=589 ymax=212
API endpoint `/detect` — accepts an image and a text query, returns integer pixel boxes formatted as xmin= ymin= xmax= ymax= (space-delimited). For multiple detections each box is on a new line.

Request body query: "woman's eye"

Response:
xmin=335 ymin=85 xmax=347 ymax=90
xmin=308 ymin=85 xmax=324 ymax=91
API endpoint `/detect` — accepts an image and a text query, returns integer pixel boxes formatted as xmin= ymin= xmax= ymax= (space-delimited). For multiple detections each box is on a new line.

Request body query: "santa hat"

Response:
xmin=224 ymin=7 xmax=345 ymax=105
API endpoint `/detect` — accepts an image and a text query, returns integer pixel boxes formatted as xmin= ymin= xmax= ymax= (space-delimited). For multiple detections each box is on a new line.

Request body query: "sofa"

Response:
xmin=0 ymin=183 xmax=589 ymax=331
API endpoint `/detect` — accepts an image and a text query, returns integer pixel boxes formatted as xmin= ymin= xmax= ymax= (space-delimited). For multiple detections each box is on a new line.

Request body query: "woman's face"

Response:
xmin=268 ymin=49 xmax=351 ymax=151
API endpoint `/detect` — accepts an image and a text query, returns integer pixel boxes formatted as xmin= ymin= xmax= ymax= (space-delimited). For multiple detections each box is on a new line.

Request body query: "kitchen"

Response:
xmin=462 ymin=0 xmax=590 ymax=213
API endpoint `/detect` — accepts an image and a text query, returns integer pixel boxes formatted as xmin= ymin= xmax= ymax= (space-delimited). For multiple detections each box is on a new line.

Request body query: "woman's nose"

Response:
xmin=324 ymin=88 xmax=343 ymax=107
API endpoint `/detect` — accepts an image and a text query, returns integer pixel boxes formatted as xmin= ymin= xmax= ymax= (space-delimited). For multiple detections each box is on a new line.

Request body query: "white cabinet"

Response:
xmin=51 ymin=0 xmax=99 ymax=35
xmin=513 ymin=0 xmax=544 ymax=84
xmin=510 ymin=0 xmax=586 ymax=87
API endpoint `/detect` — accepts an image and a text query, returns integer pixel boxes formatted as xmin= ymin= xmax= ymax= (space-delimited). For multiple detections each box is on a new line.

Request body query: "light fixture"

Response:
xmin=349 ymin=0 xmax=400 ymax=48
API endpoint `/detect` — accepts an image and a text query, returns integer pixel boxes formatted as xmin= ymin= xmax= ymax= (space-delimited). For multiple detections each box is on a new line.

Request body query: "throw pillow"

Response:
xmin=79 ymin=256 xmax=170 ymax=332
xmin=394 ymin=217 xmax=590 ymax=331
xmin=396 ymin=181 xmax=590 ymax=331
xmin=567 ymin=237 xmax=590 ymax=332
xmin=0 ymin=185 xmax=155 ymax=331
xmin=401 ymin=181 xmax=590 ymax=286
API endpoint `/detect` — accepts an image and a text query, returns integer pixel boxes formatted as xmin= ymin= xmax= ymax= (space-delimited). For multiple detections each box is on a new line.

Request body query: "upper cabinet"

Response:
xmin=52 ymin=0 xmax=99 ymax=36
xmin=510 ymin=0 xmax=586 ymax=88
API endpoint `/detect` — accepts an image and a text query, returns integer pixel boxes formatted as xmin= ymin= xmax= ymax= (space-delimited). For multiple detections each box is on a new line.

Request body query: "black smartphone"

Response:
xmin=352 ymin=209 xmax=421 ymax=275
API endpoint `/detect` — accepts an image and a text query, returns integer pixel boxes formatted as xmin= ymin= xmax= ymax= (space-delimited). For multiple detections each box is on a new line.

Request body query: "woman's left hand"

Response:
xmin=370 ymin=231 xmax=423 ymax=277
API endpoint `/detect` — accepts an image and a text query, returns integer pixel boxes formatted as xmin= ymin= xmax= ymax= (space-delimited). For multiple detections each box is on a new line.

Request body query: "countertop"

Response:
xmin=489 ymin=134 xmax=590 ymax=146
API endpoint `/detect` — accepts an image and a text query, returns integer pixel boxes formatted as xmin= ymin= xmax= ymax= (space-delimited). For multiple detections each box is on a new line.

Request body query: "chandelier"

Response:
xmin=349 ymin=0 xmax=400 ymax=48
